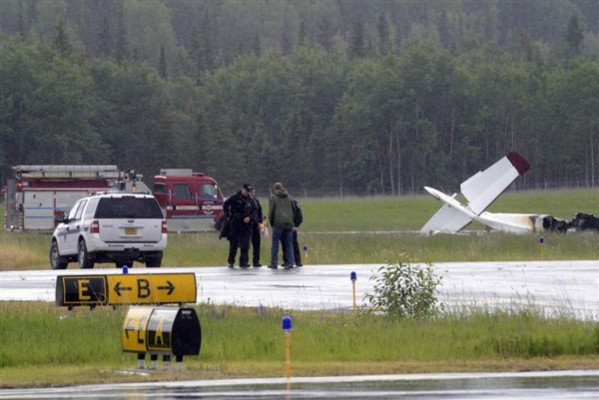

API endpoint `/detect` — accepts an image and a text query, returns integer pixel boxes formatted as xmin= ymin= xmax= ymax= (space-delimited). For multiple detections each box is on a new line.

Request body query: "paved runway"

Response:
xmin=2 ymin=370 xmax=598 ymax=399
xmin=1 ymin=260 xmax=597 ymax=319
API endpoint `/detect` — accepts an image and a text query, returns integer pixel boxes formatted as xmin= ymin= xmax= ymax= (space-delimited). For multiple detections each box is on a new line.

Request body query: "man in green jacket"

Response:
xmin=268 ymin=182 xmax=296 ymax=269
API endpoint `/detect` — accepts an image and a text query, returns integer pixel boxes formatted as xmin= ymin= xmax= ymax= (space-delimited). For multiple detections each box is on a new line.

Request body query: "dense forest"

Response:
xmin=1 ymin=0 xmax=598 ymax=196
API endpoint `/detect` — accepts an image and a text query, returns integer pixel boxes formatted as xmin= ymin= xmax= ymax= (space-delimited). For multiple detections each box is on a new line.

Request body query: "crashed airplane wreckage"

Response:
xmin=421 ymin=151 xmax=599 ymax=234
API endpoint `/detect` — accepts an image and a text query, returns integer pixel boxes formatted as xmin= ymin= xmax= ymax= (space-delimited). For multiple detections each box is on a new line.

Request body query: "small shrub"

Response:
xmin=364 ymin=260 xmax=444 ymax=319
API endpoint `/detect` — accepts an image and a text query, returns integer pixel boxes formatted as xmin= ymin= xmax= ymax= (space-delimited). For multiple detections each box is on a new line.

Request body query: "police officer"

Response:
xmin=223 ymin=184 xmax=258 ymax=268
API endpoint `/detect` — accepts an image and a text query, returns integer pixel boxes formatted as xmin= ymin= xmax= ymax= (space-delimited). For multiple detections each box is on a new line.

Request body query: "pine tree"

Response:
xmin=159 ymin=44 xmax=167 ymax=80
xmin=253 ymin=34 xmax=261 ymax=57
xmin=566 ymin=15 xmax=584 ymax=57
xmin=97 ymin=15 xmax=111 ymax=58
xmin=298 ymin=20 xmax=308 ymax=48
xmin=17 ymin=2 xmax=28 ymax=39
xmin=317 ymin=14 xmax=333 ymax=51
xmin=377 ymin=13 xmax=391 ymax=56
xmin=115 ymin=3 xmax=128 ymax=64
xmin=281 ymin=18 xmax=293 ymax=55
xmin=349 ymin=15 xmax=367 ymax=60
xmin=438 ymin=10 xmax=452 ymax=50
xmin=54 ymin=20 xmax=72 ymax=56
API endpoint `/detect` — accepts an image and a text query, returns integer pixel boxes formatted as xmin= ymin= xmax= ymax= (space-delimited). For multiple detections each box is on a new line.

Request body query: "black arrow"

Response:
xmin=157 ymin=281 xmax=175 ymax=295
xmin=114 ymin=281 xmax=132 ymax=296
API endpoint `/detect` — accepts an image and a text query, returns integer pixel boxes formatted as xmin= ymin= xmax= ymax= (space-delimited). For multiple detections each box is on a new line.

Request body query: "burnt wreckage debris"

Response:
xmin=543 ymin=212 xmax=599 ymax=233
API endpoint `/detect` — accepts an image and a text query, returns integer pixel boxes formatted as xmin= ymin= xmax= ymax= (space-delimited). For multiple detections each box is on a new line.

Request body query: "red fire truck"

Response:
xmin=152 ymin=169 xmax=225 ymax=232
xmin=3 ymin=165 xmax=148 ymax=232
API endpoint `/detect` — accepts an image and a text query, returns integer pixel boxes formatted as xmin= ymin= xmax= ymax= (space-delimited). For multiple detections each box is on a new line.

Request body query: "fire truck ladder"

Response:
xmin=13 ymin=165 xmax=123 ymax=179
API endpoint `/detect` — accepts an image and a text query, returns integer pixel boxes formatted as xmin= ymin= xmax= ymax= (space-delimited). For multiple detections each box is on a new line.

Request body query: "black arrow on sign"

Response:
xmin=114 ymin=281 xmax=133 ymax=296
xmin=157 ymin=281 xmax=175 ymax=295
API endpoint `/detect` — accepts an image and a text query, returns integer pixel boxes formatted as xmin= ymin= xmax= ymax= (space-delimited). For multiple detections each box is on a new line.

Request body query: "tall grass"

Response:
xmin=1 ymin=302 xmax=597 ymax=387
xmin=1 ymin=189 xmax=597 ymax=270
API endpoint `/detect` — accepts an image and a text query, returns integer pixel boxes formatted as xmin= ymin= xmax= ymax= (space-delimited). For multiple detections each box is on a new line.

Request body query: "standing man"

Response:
xmin=282 ymin=198 xmax=303 ymax=267
xmin=223 ymin=183 xmax=258 ymax=268
xmin=249 ymin=187 xmax=263 ymax=267
xmin=268 ymin=182 xmax=296 ymax=269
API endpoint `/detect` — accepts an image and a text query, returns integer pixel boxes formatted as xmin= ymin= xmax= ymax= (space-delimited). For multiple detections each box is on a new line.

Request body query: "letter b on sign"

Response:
xmin=137 ymin=279 xmax=151 ymax=298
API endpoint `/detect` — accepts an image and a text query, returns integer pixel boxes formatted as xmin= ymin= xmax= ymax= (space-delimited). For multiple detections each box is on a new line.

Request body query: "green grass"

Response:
xmin=1 ymin=189 xmax=598 ymax=270
xmin=1 ymin=302 xmax=597 ymax=388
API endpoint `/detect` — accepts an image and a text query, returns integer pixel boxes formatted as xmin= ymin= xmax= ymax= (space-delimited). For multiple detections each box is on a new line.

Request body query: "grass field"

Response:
xmin=1 ymin=189 xmax=598 ymax=270
xmin=1 ymin=301 xmax=598 ymax=388
xmin=0 ymin=189 xmax=598 ymax=388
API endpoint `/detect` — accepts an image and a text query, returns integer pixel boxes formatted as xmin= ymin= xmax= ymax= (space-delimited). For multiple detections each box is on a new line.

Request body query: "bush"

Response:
xmin=364 ymin=260 xmax=443 ymax=319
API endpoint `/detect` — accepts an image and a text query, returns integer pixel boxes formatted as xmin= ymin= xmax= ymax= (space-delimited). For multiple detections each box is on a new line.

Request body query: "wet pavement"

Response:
xmin=1 ymin=261 xmax=597 ymax=319
xmin=1 ymin=370 xmax=598 ymax=399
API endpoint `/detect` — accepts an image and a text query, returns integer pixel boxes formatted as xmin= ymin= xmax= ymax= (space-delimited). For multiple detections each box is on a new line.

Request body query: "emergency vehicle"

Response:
xmin=3 ymin=165 xmax=147 ymax=232
xmin=152 ymin=169 xmax=224 ymax=232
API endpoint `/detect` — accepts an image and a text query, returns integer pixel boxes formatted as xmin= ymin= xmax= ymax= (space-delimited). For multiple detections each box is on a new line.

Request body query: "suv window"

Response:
xmin=68 ymin=200 xmax=84 ymax=220
xmin=74 ymin=200 xmax=87 ymax=220
xmin=94 ymin=197 xmax=163 ymax=219
xmin=83 ymin=197 xmax=100 ymax=219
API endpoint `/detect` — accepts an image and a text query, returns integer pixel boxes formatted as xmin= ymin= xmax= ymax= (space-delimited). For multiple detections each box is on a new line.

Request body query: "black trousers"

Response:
xmin=251 ymin=223 xmax=261 ymax=265
xmin=228 ymin=223 xmax=252 ymax=266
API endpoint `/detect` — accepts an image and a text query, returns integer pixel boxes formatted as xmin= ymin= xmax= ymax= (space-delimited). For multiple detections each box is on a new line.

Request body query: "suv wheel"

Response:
xmin=50 ymin=241 xmax=69 ymax=270
xmin=146 ymin=254 xmax=162 ymax=268
xmin=78 ymin=240 xmax=95 ymax=269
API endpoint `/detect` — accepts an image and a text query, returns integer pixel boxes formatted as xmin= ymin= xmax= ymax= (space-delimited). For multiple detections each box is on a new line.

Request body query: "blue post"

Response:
xmin=350 ymin=272 xmax=357 ymax=310
xmin=303 ymin=245 xmax=309 ymax=265
xmin=539 ymin=236 xmax=545 ymax=260
xmin=282 ymin=315 xmax=293 ymax=332
xmin=282 ymin=316 xmax=292 ymax=385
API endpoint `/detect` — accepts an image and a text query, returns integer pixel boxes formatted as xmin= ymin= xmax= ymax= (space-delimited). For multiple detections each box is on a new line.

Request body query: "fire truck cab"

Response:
xmin=3 ymin=165 xmax=150 ymax=232
xmin=152 ymin=169 xmax=224 ymax=232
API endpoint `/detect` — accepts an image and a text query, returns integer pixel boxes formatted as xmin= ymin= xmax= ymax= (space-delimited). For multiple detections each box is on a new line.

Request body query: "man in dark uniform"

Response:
xmin=249 ymin=187 xmax=263 ymax=267
xmin=222 ymin=184 xmax=258 ymax=268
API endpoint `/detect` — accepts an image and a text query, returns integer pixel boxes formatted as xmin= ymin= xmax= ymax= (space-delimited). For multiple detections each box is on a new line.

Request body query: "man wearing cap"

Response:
xmin=223 ymin=183 xmax=259 ymax=268
xmin=268 ymin=182 xmax=296 ymax=269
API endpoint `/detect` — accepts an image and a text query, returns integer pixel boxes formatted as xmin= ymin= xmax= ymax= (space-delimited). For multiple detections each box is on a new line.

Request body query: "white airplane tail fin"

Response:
xmin=461 ymin=152 xmax=530 ymax=215
xmin=421 ymin=151 xmax=530 ymax=234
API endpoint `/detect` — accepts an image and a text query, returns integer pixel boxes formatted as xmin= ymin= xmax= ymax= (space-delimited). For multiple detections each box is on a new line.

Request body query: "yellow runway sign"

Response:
xmin=56 ymin=273 xmax=196 ymax=307
xmin=107 ymin=273 xmax=196 ymax=305
xmin=122 ymin=307 xmax=201 ymax=356
xmin=121 ymin=306 xmax=154 ymax=353
xmin=56 ymin=276 xmax=108 ymax=307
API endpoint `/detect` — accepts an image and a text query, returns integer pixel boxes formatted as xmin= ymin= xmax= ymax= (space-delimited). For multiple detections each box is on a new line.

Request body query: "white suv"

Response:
xmin=50 ymin=193 xmax=167 ymax=269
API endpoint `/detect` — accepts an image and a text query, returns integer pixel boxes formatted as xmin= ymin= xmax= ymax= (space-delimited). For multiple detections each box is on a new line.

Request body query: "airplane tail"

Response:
xmin=461 ymin=152 xmax=529 ymax=215
xmin=421 ymin=151 xmax=530 ymax=234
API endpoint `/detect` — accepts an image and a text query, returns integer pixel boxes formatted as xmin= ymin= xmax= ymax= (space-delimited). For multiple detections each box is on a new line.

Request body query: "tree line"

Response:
xmin=1 ymin=0 xmax=598 ymax=196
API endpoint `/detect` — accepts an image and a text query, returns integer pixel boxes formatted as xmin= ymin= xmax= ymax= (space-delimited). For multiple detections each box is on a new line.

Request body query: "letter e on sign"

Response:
xmin=56 ymin=276 xmax=107 ymax=307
